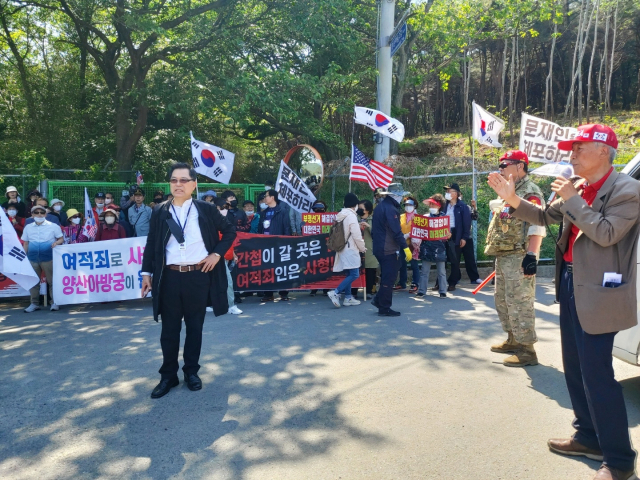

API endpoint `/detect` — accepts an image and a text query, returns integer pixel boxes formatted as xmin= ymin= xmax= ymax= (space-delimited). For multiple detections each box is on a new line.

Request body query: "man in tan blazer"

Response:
xmin=488 ymin=124 xmax=640 ymax=480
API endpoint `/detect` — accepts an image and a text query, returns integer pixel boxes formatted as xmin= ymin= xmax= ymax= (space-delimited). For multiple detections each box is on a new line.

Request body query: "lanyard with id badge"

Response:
xmin=167 ymin=203 xmax=193 ymax=256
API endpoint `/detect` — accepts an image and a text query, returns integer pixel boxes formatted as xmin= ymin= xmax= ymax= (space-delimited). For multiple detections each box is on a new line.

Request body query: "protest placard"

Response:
xmin=52 ymin=237 xmax=147 ymax=305
xmin=410 ymin=215 xmax=450 ymax=241
xmin=301 ymin=212 xmax=338 ymax=236
xmin=519 ymin=113 xmax=578 ymax=163
xmin=276 ymin=160 xmax=317 ymax=213
xmin=234 ymin=232 xmax=364 ymax=291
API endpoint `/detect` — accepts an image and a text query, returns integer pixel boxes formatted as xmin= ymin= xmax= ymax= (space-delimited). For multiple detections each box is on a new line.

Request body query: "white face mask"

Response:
xmin=96 ymin=202 xmax=104 ymax=208
xmin=219 ymin=209 xmax=228 ymax=217
xmin=259 ymin=202 xmax=268 ymax=210
xmin=445 ymin=193 xmax=453 ymax=201
xmin=404 ymin=206 xmax=415 ymax=213
xmin=53 ymin=204 xmax=62 ymax=212
xmin=7 ymin=210 xmax=17 ymax=217
xmin=105 ymin=198 xmax=112 ymax=205
xmin=105 ymin=216 xmax=116 ymax=225
xmin=71 ymin=217 xmax=81 ymax=225
xmin=34 ymin=216 xmax=45 ymax=223
xmin=245 ymin=210 xmax=254 ymax=216
xmin=429 ymin=208 xmax=439 ymax=215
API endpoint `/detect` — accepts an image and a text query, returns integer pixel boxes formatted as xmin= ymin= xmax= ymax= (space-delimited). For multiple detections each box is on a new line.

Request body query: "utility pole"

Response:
xmin=374 ymin=0 xmax=395 ymax=162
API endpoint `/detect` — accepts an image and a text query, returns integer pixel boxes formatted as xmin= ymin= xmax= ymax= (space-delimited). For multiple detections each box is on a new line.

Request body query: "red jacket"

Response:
xmin=8 ymin=216 xmax=25 ymax=238
xmin=219 ymin=232 xmax=234 ymax=260
xmin=96 ymin=222 xmax=127 ymax=241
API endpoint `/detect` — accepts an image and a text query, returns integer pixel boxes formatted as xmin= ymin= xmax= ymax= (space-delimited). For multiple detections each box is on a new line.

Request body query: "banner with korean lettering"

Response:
xmin=276 ymin=160 xmax=317 ymax=213
xmin=410 ymin=215 xmax=450 ymax=241
xmin=234 ymin=232 xmax=364 ymax=291
xmin=301 ymin=212 xmax=337 ymax=236
xmin=52 ymin=237 xmax=147 ymax=305
xmin=519 ymin=113 xmax=578 ymax=164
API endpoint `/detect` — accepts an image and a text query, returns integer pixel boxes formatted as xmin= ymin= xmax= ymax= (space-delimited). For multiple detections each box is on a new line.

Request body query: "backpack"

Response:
xmin=326 ymin=218 xmax=351 ymax=252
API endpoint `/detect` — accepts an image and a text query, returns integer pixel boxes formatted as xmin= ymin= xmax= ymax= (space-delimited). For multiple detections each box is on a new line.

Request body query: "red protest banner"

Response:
xmin=410 ymin=215 xmax=450 ymax=241
xmin=301 ymin=212 xmax=338 ymax=236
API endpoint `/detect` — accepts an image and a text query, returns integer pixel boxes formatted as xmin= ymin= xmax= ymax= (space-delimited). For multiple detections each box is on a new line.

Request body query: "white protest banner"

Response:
xmin=190 ymin=132 xmax=235 ymax=184
xmin=519 ymin=113 xmax=578 ymax=164
xmin=354 ymin=106 xmax=405 ymax=142
xmin=276 ymin=160 xmax=317 ymax=213
xmin=53 ymin=237 xmax=147 ymax=305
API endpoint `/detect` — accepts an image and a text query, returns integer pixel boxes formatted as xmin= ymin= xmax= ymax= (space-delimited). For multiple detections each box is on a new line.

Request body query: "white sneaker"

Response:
xmin=50 ymin=304 xmax=59 ymax=311
xmin=24 ymin=304 xmax=40 ymax=313
xmin=228 ymin=305 xmax=243 ymax=315
xmin=475 ymin=279 xmax=483 ymax=284
xmin=327 ymin=290 xmax=341 ymax=308
xmin=343 ymin=298 xmax=361 ymax=306
xmin=206 ymin=307 xmax=213 ymax=312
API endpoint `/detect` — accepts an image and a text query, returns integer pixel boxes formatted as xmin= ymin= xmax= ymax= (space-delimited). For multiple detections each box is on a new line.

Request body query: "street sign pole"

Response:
xmin=374 ymin=0 xmax=395 ymax=163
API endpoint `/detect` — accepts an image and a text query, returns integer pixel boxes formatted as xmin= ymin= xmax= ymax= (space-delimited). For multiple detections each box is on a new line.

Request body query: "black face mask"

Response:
xmin=356 ymin=208 xmax=365 ymax=217
xmin=229 ymin=200 xmax=238 ymax=208
xmin=154 ymin=197 xmax=163 ymax=203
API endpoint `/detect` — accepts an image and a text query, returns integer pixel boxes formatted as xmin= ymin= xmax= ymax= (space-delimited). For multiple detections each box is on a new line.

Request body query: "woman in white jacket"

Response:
xmin=328 ymin=193 xmax=366 ymax=308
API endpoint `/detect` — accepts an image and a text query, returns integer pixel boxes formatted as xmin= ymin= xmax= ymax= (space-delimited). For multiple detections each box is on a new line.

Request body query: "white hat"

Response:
xmin=50 ymin=198 xmax=65 ymax=207
xmin=5 ymin=186 xmax=17 ymax=198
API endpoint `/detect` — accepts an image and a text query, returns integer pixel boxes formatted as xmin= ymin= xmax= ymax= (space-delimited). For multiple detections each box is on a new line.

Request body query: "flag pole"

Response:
xmin=349 ymin=115 xmax=356 ymax=194
xmin=470 ymin=101 xmax=478 ymax=262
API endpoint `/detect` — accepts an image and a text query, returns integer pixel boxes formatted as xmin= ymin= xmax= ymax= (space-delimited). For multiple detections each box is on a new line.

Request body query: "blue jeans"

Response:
xmin=335 ymin=268 xmax=360 ymax=299
xmin=418 ymin=260 xmax=446 ymax=295
xmin=559 ymin=263 xmax=635 ymax=471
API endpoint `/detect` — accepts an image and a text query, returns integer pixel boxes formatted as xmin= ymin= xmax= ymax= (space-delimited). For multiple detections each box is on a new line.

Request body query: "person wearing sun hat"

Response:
xmin=488 ymin=124 xmax=640 ymax=480
xmin=2 ymin=186 xmax=26 ymax=218
xmin=49 ymin=198 xmax=67 ymax=226
xmin=62 ymin=208 xmax=89 ymax=244
xmin=484 ymin=149 xmax=546 ymax=368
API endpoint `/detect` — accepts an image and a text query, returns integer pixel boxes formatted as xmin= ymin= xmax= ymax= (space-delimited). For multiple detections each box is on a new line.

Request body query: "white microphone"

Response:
xmin=530 ymin=162 xmax=574 ymax=205
xmin=547 ymin=165 xmax=574 ymax=204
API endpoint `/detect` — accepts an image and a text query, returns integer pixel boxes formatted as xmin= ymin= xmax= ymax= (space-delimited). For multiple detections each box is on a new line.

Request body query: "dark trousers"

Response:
xmin=446 ymin=236 xmax=461 ymax=287
xmin=559 ymin=263 xmax=636 ymax=471
xmin=351 ymin=267 xmax=377 ymax=297
xmin=374 ymin=253 xmax=399 ymax=311
xmin=159 ymin=268 xmax=211 ymax=379
xmin=262 ymin=291 xmax=288 ymax=298
xmin=397 ymin=256 xmax=420 ymax=288
xmin=460 ymin=237 xmax=480 ymax=282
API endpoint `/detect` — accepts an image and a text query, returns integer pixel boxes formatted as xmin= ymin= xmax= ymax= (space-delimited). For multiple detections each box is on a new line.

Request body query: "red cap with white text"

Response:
xmin=499 ymin=150 xmax=529 ymax=165
xmin=557 ymin=124 xmax=618 ymax=151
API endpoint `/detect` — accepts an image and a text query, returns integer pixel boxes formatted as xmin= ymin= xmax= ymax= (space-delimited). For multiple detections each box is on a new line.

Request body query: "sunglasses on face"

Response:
xmin=498 ymin=162 xmax=520 ymax=170
xmin=169 ymin=178 xmax=195 ymax=185
xmin=32 ymin=211 xmax=46 ymax=215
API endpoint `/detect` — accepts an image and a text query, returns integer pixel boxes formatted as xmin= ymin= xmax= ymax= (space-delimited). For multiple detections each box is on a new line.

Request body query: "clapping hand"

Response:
xmin=487 ymin=173 xmax=520 ymax=208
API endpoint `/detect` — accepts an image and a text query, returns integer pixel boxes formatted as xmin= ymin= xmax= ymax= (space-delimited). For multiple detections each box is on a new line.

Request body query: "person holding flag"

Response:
xmin=20 ymin=204 xmax=64 ymax=312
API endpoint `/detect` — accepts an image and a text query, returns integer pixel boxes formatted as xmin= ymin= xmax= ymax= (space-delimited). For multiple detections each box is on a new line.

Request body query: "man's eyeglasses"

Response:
xmin=169 ymin=178 xmax=195 ymax=185
xmin=32 ymin=211 xmax=46 ymax=215
xmin=498 ymin=162 xmax=521 ymax=170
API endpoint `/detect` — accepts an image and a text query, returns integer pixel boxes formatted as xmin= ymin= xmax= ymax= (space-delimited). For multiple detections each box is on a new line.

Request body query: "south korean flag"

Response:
xmin=472 ymin=101 xmax=505 ymax=147
xmin=0 ymin=207 xmax=39 ymax=291
xmin=190 ymin=132 xmax=235 ymax=184
xmin=354 ymin=106 xmax=405 ymax=142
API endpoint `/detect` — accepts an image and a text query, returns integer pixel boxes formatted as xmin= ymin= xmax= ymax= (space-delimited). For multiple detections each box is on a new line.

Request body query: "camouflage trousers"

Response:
xmin=494 ymin=252 xmax=537 ymax=345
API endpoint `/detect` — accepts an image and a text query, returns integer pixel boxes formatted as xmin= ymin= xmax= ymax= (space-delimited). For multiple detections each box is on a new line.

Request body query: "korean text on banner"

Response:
xmin=519 ymin=113 xmax=578 ymax=163
xmin=190 ymin=132 xmax=235 ymax=184
xmin=234 ymin=232 xmax=364 ymax=291
xmin=410 ymin=215 xmax=450 ymax=241
xmin=276 ymin=160 xmax=317 ymax=213
xmin=301 ymin=212 xmax=337 ymax=236
xmin=53 ymin=237 xmax=147 ymax=305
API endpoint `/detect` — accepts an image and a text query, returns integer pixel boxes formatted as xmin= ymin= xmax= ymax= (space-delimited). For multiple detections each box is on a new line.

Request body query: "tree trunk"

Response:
xmin=545 ymin=16 xmax=558 ymax=119
xmin=598 ymin=11 xmax=610 ymax=120
xmin=479 ymin=47 xmax=487 ymax=106
xmin=500 ymin=38 xmax=508 ymax=113
xmin=586 ymin=0 xmax=600 ymax=123
xmin=565 ymin=0 xmax=587 ymax=121
xmin=508 ymin=35 xmax=516 ymax=145
xmin=606 ymin=0 xmax=619 ymax=113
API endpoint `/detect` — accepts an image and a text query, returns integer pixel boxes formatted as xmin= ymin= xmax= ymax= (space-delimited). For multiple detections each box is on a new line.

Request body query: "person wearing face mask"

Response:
xmin=96 ymin=206 xmax=127 ymax=241
xmin=395 ymin=196 xmax=421 ymax=292
xmin=371 ymin=190 xmax=412 ymax=317
xmin=258 ymin=189 xmax=291 ymax=302
xmin=4 ymin=205 xmax=25 ymax=238
xmin=3 ymin=186 xmax=26 ymax=218
xmin=24 ymin=189 xmax=42 ymax=218
xmin=21 ymin=205 xmax=64 ymax=313
xmin=327 ymin=193 xmax=366 ymax=308
xmin=49 ymin=199 xmax=68 ymax=226
xmin=202 ymin=190 xmax=217 ymax=204
xmin=417 ymin=195 xmax=451 ymax=298
xmin=243 ymin=200 xmax=260 ymax=233
xmin=93 ymin=192 xmax=107 ymax=221
xmin=221 ymin=190 xmax=250 ymax=233
xmin=25 ymin=198 xmax=61 ymax=226
xmin=309 ymin=200 xmax=330 ymax=297
xmin=373 ymin=187 xmax=386 ymax=206
xmin=351 ymin=200 xmax=378 ymax=297
xmin=211 ymin=198 xmax=243 ymax=315
xmin=123 ymin=188 xmax=152 ymax=237
xmin=62 ymin=209 xmax=89 ymax=244
xmin=104 ymin=192 xmax=115 ymax=206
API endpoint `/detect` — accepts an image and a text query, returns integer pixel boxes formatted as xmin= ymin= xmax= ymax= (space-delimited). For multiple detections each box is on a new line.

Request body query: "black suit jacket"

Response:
xmin=142 ymin=199 xmax=236 ymax=321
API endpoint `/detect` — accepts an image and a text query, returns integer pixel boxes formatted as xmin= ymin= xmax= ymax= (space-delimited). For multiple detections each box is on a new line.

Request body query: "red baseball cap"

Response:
xmin=499 ymin=150 xmax=529 ymax=165
xmin=557 ymin=124 xmax=618 ymax=151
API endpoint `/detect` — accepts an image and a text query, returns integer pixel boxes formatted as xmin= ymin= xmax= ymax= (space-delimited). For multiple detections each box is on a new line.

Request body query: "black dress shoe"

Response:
xmin=151 ymin=377 xmax=179 ymax=398
xmin=447 ymin=285 xmax=456 ymax=292
xmin=184 ymin=373 xmax=202 ymax=391
xmin=379 ymin=309 xmax=401 ymax=317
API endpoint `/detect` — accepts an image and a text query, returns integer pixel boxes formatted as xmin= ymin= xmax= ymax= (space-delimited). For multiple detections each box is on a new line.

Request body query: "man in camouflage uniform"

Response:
xmin=485 ymin=150 xmax=546 ymax=367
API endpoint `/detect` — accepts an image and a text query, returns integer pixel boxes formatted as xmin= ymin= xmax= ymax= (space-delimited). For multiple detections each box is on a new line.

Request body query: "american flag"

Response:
xmin=349 ymin=145 xmax=394 ymax=190
xmin=136 ymin=171 xmax=144 ymax=185
xmin=81 ymin=187 xmax=97 ymax=240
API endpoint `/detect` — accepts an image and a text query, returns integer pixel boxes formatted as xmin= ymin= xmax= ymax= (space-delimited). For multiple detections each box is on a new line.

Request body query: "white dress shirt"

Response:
xmin=446 ymin=203 xmax=456 ymax=228
xmin=166 ymin=199 xmax=209 ymax=266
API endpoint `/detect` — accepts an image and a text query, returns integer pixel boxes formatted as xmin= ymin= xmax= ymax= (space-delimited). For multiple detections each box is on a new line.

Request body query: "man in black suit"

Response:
xmin=141 ymin=163 xmax=236 ymax=399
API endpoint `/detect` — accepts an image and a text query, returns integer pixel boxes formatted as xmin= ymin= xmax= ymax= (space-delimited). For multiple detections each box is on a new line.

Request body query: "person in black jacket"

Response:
xmin=2 ymin=186 xmax=26 ymax=218
xmin=371 ymin=190 xmax=412 ymax=317
xmin=141 ymin=163 xmax=236 ymax=399
xmin=258 ymin=189 xmax=291 ymax=302
xmin=221 ymin=190 xmax=250 ymax=233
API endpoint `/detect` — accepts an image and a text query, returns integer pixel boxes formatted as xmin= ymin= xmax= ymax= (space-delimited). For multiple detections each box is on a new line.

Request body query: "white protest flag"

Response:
xmin=531 ymin=162 xmax=574 ymax=178
xmin=472 ymin=101 xmax=505 ymax=147
xmin=519 ymin=113 xmax=578 ymax=163
xmin=354 ymin=106 xmax=405 ymax=142
xmin=276 ymin=160 xmax=317 ymax=213
xmin=82 ymin=187 xmax=97 ymax=240
xmin=190 ymin=132 xmax=235 ymax=184
xmin=0 ymin=207 xmax=39 ymax=291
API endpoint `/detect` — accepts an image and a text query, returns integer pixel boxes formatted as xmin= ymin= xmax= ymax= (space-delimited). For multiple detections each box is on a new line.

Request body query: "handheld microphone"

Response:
xmin=547 ymin=165 xmax=574 ymax=204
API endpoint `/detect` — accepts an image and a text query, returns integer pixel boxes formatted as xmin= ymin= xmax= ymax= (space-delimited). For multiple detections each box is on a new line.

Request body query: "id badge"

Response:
xmin=179 ymin=243 xmax=186 ymax=251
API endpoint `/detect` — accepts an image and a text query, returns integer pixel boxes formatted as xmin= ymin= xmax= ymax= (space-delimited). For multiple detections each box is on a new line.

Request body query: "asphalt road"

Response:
xmin=2 ymin=280 xmax=640 ymax=480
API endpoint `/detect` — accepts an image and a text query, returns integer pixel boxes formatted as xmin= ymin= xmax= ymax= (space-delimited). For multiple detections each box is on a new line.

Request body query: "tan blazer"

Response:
xmin=512 ymin=169 xmax=640 ymax=334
